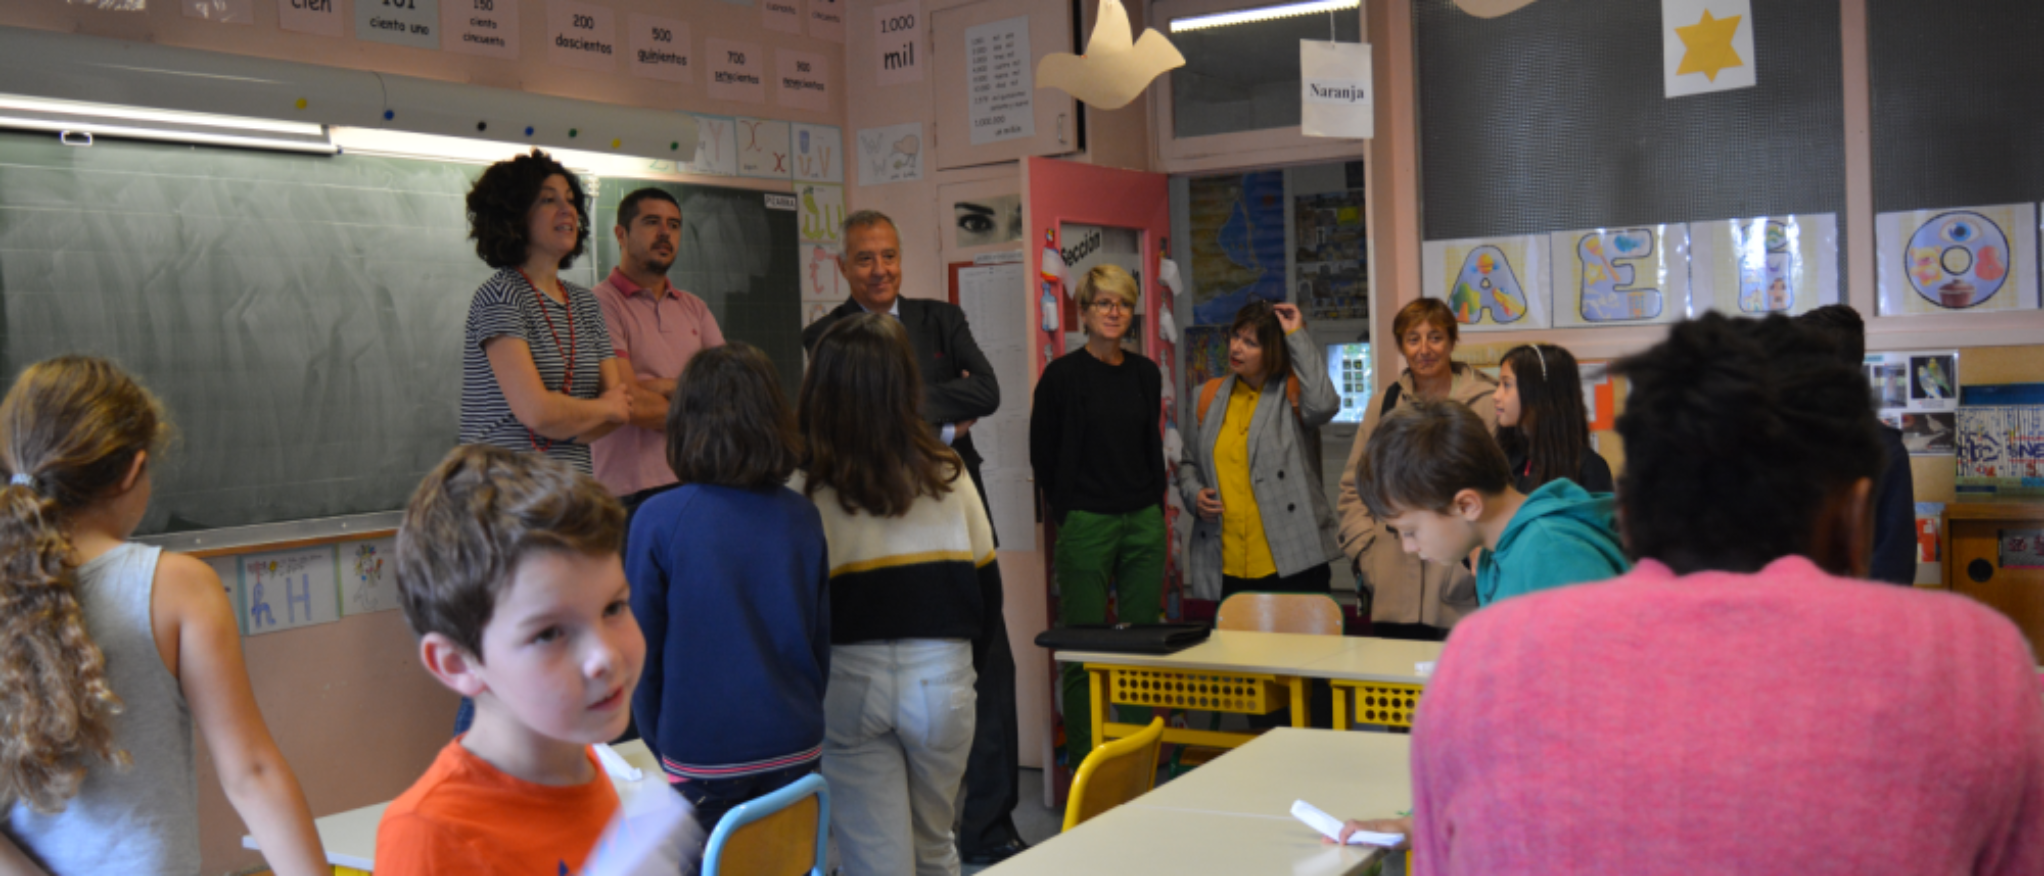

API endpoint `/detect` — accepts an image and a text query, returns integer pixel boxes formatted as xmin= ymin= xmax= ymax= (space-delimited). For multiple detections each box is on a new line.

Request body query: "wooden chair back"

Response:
xmin=1216 ymin=592 xmax=1344 ymax=636
xmin=703 ymin=773 xmax=829 ymax=876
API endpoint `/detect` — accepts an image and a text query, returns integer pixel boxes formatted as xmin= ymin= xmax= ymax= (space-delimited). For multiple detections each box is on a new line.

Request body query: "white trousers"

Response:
xmin=822 ymin=639 xmax=978 ymax=876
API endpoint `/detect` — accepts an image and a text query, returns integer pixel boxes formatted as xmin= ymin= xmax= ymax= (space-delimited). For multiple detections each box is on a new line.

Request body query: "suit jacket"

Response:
xmin=1173 ymin=330 xmax=1342 ymax=600
xmin=801 ymin=296 xmax=1001 ymax=468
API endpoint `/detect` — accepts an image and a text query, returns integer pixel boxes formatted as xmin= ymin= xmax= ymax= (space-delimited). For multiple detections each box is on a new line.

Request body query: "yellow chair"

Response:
xmin=702 ymin=773 xmax=829 ymax=876
xmin=1062 ymin=717 xmax=1166 ymax=831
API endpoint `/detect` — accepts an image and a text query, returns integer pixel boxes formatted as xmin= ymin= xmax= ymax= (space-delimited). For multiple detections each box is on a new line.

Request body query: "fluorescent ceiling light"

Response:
xmin=0 ymin=92 xmax=334 ymax=154
xmin=1169 ymin=0 xmax=1359 ymax=33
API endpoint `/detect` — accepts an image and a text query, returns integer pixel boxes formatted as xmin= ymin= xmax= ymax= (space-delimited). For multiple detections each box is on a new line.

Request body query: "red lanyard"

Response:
xmin=515 ymin=269 xmax=576 ymax=453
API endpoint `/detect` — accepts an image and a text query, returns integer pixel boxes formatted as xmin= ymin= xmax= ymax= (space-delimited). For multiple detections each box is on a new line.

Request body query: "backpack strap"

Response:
xmin=1377 ymin=381 xmax=1404 ymax=419
xmin=1196 ymin=378 xmax=1224 ymax=427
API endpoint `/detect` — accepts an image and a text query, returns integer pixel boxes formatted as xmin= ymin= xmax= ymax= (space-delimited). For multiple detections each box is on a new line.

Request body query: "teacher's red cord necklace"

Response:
xmin=515 ymin=268 xmax=575 ymax=453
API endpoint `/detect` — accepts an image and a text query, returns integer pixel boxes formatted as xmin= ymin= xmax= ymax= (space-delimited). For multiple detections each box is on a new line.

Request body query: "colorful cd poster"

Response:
xmin=1864 ymin=349 xmax=1959 ymax=456
xmin=1688 ymin=213 xmax=1839 ymax=317
xmin=1549 ymin=224 xmax=1691 ymax=328
xmin=1420 ymin=235 xmax=1549 ymax=331
xmin=1875 ymin=203 xmax=2039 ymax=316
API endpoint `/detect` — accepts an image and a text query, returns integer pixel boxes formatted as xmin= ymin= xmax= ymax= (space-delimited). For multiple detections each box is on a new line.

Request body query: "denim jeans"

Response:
xmin=822 ymin=639 xmax=976 ymax=876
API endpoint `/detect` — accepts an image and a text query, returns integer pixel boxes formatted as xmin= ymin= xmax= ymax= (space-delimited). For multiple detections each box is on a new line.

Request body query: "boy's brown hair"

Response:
xmin=1355 ymin=400 xmax=1510 ymax=520
xmin=394 ymin=445 xmax=624 ymax=659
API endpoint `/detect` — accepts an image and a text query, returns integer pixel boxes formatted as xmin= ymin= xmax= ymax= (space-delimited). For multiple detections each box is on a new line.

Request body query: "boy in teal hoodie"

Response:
xmin=1355 ymin=400 xmax=1629 ymax=606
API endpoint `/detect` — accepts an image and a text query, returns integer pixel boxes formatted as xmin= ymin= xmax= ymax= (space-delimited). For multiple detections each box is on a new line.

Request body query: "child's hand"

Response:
xmin=1195 ymin=488 xmax=1224 ymax=520
xmin=1323 ymin=816 xmax=1412 ymax=850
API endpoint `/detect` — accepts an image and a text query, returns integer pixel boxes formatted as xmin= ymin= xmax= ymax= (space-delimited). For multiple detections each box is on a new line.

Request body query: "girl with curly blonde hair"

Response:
xmin=0 ymin=356 xmax=326 ymax=875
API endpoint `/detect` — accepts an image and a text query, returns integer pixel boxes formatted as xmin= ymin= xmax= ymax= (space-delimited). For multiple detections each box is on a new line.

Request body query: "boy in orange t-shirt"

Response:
xmin=377 ymin=446 xmax=647 ymax=875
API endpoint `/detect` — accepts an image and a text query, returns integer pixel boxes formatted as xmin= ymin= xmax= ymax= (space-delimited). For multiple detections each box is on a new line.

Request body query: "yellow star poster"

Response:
xmin=1663 ymin=0 xmax=1755 ymax=97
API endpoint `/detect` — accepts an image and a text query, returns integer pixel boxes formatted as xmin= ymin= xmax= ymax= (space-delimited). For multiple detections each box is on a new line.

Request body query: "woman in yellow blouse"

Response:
xmin=1176 ymin=301 xmax=1342 ymax=600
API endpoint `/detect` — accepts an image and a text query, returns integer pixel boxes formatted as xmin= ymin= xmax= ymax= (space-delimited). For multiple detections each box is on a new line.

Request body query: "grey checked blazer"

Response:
xmin=1174 ymin=330 xmax=1342 ymax=600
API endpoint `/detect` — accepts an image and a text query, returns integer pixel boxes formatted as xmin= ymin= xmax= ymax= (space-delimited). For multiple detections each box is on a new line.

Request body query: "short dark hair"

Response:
xmin=464 ymin=149 xmax=590 ymax=270
xmin=1229 ymin=300 xmax=1290 ymax=380
xmin=394 ymin=445 xmax=624 ymax=659
xmin=666 ymin=343 xmax=801 ymax=490
xmin=1795 ymin=303 xmax=1866 ymax=369
xmin=1392 ymin=298 xmax=1460 ymax=348
xmin=617 ymin=187 xmax=680 ymax=229
xmin=1613 ymin=313 xmax=1883 ymax=575
xmin=1495 ymin=343 xmax=1589 ymax=491
xmin=1355 ymin=399 xmax=1511 ymax=519
xmin=798 ymin=313 xmax=960 ymax=517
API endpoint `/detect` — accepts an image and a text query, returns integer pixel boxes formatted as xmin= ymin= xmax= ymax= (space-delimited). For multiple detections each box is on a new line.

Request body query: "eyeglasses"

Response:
xmin=1090 ymin=298 xmax=1132 ymax=314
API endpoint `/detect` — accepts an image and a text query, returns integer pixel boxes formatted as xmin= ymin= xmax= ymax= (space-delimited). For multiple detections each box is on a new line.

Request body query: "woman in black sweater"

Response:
xmin=1029 ymin=264 xmax=1166 ymax=766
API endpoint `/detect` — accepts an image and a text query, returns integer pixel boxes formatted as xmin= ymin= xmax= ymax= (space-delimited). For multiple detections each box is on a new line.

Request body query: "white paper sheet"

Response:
xmin=966 ymin=16 xmax=1035 ymax=145
xmin=1291 ymin=800 xmax=1404 ymax=848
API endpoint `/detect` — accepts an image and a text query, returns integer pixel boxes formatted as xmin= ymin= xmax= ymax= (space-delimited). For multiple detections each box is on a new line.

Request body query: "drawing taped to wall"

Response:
xmin=687 ymin=115 xmax=739 ymax=177
xmin=856 ymin=122 xmax=923 ymax=185
xmin=344 ymin=538 xmax=399 ymax=616
xmin=1421 ymin=234 xmax=1549 ymax=331
xmin=791 ymin=124 xmax=844 ymax=184
xmin=1875 ymin=203 xmax=2039 ymax=316
xmin=1688 ymin=213 xmax=1838 ymax=317
xmin=241 ymin=546 xmax=339 ymax=635
xmin=1550 ymin=224 xmax=1690 ymax=328
xmin=737 ymin=118 xmax=792 ymax=179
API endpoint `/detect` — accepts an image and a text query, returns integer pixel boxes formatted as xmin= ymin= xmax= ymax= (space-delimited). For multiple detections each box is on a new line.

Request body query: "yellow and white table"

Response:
xmin=1296 ymin=637 xmax=1444 ymax=731
xmin=987 ymin=728 xmax=1412 ymax=876
xmin=1053 ymin=631 xmax=1443 ymax=750
xmin=244 ymin=739 xmax=663 ymax=874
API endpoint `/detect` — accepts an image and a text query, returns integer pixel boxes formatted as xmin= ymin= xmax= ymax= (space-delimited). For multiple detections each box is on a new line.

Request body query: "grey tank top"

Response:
xmin=5 ymin=542 xmax=200 ymax=875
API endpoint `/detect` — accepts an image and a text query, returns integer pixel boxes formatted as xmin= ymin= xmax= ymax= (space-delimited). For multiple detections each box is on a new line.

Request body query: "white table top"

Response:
xmin=1054 ymin=630 xmax=1443 ymax=685
xmin=245 ymin=739 xmax=662 ymax=871
xmin=1052 ymin=629 xmax=1358 ymax=675
xmin=985 ymin=802 xmax=1385 ymax=876
xmin=988 ymin=728 xmax=1409 ymax=876
xmin=1130 ymin=727 xmax=1411 ymax=820
xmin=1298 ymin=638 xmax=1444 ymax=684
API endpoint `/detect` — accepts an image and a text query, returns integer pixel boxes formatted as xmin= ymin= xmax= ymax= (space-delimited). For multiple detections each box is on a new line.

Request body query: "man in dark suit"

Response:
xmin=801 ymin=210 xmax=1027 ymax=864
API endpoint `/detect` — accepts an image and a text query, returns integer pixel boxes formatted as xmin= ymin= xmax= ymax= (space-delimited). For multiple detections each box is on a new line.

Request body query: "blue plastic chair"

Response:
xmin=701 ymin=773 xmax=830 ymax=876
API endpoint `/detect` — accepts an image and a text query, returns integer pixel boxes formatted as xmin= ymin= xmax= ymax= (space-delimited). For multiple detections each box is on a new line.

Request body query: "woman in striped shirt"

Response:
xmin=459 ymin=149 xmax=632 ymax=475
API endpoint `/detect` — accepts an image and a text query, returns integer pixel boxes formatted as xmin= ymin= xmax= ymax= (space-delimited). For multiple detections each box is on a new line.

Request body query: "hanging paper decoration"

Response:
xmin=1036 ymin=0 xmax=1184 ymax=110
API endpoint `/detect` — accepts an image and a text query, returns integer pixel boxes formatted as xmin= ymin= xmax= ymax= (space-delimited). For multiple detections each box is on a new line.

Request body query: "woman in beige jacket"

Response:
xmin=1334 ymin=299 xmax=1498 ymax=640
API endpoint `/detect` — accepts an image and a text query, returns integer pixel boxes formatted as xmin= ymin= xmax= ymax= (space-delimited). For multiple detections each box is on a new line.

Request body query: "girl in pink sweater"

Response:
xmin=1358 ymin=314 xmax=2044 ymax=874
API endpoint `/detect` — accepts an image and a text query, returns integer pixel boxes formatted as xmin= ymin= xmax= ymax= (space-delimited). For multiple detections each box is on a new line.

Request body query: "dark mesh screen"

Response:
xmin=1414 ymin=0 xmax=1846 ymax=241
xmin=1868 ymin=0 xmax=2044 ymax=212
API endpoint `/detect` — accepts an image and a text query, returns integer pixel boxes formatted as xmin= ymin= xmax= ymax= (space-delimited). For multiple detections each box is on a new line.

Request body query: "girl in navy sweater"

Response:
xmin=624 ymin=342 xmax=831 ymax=834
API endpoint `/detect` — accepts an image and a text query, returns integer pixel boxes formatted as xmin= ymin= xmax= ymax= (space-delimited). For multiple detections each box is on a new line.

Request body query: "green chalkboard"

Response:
xmin=0 ymin=131 xmax=798 ymax=534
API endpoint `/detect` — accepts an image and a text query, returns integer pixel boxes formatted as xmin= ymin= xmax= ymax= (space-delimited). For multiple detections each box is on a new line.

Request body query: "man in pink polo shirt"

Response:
xmin=591 ymin=188 xmax=725 ymax=515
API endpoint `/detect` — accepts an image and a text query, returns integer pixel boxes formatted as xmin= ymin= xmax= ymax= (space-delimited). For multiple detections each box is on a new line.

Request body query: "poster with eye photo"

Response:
xmin=1865 ymin=350 xmax=1959 ymax=455
xmin=953 ymin=194 xmax=1023 ymax=248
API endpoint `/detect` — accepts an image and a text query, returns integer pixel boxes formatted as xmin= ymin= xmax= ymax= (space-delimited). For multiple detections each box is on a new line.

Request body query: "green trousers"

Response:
xmin=1056 ymin=505 xmax=1167 ymax=765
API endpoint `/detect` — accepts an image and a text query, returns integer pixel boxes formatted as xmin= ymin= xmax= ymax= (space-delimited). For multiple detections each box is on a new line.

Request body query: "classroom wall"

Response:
xmin=197 ymin=605 xmax=458 ymax=874
xmin=0 ymin=7 xmax=842 ymax=870
xmin=0 ymin=0 xmax=845 ymax=129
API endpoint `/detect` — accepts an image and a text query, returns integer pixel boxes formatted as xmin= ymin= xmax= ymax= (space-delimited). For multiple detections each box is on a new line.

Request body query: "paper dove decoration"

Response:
xmin=1157 ymin=258 xmax=1183 ymax=295
xmin=1037 ymin=0 xmax=1186 ymax=110
xmin=1163 ymin=425 xmax=1184 ymax=466
xmin=1453 ymin=0 xmax=1539 ymax=17
xmin=1156 ymin=304 xmax=1179 ymax=343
